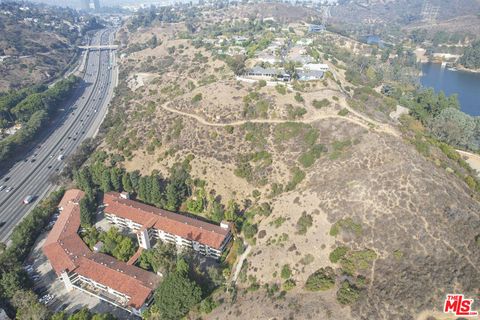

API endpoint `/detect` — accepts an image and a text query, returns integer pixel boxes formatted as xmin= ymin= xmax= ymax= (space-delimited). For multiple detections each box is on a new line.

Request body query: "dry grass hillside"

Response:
xmin=105 ymin=13 xmax=480 ymax=320
xmin=0 ymin=4 xmax=79 ymax=91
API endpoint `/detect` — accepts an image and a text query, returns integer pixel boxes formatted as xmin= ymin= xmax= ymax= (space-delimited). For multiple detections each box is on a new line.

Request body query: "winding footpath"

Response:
xmin=160 ymin=101 xmax=400 ymax=138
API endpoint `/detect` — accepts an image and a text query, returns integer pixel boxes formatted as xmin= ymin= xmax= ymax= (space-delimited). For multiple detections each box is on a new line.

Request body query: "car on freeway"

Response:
xmin=6 ymin=187 xmax=13 ymax=192
xmin=23 ymin=195 xmax=35 ymax=204
xmin=57 ymin=155 xmax=64 ymax=161
xmin=0 ymin=185 xmax=5 ymax=191
xmin=4 ymin=177 xmax=10 ymax=182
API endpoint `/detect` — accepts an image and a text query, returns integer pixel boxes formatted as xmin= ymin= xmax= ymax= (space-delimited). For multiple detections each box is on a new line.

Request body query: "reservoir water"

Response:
xmin=420 ymin=63 xmax=480 ymax=116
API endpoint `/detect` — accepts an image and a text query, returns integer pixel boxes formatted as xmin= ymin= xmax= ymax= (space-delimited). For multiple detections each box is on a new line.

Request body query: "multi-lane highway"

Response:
xmin=0 ymin=28 xmax=118 ymax=243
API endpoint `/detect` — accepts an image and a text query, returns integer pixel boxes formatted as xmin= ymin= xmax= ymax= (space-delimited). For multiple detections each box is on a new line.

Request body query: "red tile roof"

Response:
xmin=42 ymin=189 xmax=160 ymax=309
xmin=103 ymin=192 xmax=230 ymax=250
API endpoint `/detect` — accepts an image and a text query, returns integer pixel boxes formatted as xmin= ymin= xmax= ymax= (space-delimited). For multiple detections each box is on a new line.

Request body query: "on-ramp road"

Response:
xmin=0 ymin=28 xmax=117 ymax=243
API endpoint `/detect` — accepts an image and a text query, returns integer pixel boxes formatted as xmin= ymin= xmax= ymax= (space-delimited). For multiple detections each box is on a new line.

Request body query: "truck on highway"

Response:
xmin=57 ymin=155 xmax=64 ymax=161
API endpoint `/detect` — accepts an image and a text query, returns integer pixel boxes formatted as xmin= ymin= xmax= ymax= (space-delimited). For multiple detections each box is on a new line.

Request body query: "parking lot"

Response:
xmin=24 ymin=213 xmax=137 ymax=319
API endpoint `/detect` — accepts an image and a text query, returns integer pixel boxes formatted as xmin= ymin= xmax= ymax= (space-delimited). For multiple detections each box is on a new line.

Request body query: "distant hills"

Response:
xmin=331 ymin=0 xmax=480 ymax=25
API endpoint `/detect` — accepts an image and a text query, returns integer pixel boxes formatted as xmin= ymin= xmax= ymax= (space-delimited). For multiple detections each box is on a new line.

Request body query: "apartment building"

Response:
xmin=103 ymin=192 xmax=232 ymax=259
xmin=43 ymin=189 xmax=160 ymax=316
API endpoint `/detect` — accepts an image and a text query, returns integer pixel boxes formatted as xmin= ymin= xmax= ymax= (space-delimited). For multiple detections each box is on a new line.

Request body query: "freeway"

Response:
xmin=0 ymin=28 xmax=118 ymax=243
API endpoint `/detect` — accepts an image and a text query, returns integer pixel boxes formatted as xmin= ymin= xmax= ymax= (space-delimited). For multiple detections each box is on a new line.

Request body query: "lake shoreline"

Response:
xmin=420 ymin=62 xmax=480 ymax=116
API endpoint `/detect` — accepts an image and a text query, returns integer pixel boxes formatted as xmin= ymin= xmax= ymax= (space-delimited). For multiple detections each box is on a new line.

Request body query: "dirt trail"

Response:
xmin=161 ymin=102 xmax=400 ymax=137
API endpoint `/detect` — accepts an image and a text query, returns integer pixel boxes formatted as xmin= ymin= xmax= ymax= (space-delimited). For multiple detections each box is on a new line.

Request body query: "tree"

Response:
xmin=148 ymin=35 xmax=158 ymax=49
xmin=430 ymin=108 xmax=476 ymax=148
xmin=225 ymin=55 xmax=246 ymax=75
xmin=80 ymin=195 xmax=96 ymax=226
xmin=224 ymin=199 xmax=238 ymax=222
xmin=209 ymin=198 xmax=224 ymax=223
xmin=75 ymin=168 xmax=94 ymax=194
xmin=68 ymin=308 xmax=91 ymax=320
xmin=138 ymin=241 xmax=177 ymax=275
xmin=100 ymin=170 xmax=112 ymax=193
xmin=112 ymin=237 xmax=136 ymax=262
xmin=121 ymin=172 xmax=133 ymax=193
xmin=149 ymin=175 xmax=164 ymax=207
xmin=109 ymin=167 xmax=123 ymax=192
xmin=151 ymin=271 xmax=202 ymax=320
xmin=305 ymin=267 xmax=335 ymax=291
xmin=459 ymin=41 xmax=480 ymax=69
xmin=91 ymin=313 xmax=117 ymax=320
xmin=0 ymin=268 xmax=28 ymax=298
xmin=12 ymin=290 xmax=50 ymax=320
xmin=336 ymin=281 xmax=361 ymax=305
xmin=243 ymin=222 xmax=257 ymax=239
xmin=165 ymin=164 xmax=191 ymax=210
xmin=129 ymin=170 xmax=141 ymax=192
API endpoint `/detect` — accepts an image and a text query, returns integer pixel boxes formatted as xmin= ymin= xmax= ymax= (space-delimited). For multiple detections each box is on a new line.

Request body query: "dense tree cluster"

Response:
xmin=150 ymin=268 xmax=202 ymax=320
xmin=51 ymin=308 xmax=116 ymax=320
xmin=127 ymin=6 xmax=180 ymax=32
xmin=400 ymin=88 xmax=480 ymax=150
xmin=82 ymin=227 xmax=137 ymax=262
xmin=0 ymin=76 xmax=80 ymax=163
xmin=0 ymin=189 xmax=64 ymax=317
xmin=74 ymin=154 xmax=192 ymax=214
xmin=459 ymin=41 xmax=480 ymax=70
xmin=138 ymin=241 xmax=177 ymax=275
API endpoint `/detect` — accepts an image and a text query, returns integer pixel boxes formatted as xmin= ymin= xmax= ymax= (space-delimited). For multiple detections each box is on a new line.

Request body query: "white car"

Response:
xmin=6 ymin=187 xmax=13 ymax=192
xmin=0 ymin=185 xmax=5 ymax=191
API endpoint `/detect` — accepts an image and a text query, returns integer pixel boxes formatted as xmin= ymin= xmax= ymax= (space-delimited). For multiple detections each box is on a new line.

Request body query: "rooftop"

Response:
xmin=103 ymin=192 xmax=230 ymax=250
xmin=43 ymin=189 xmax=160 ymax=309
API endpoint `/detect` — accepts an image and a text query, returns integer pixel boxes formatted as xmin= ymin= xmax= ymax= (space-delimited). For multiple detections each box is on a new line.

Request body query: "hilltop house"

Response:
xmin=244 ymin=66 xmax=291 ymax=82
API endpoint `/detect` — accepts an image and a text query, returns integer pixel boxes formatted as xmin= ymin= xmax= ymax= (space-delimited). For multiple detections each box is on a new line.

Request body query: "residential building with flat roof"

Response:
xmin=43 ymin=189 xmax=160 ymax=316
xmin=103 ymin=192 xmax=232 ymax=259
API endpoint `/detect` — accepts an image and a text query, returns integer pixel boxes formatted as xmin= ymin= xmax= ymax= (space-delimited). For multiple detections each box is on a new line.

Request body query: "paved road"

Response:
xmin=0 ymin=28 xmax=118 ymax=243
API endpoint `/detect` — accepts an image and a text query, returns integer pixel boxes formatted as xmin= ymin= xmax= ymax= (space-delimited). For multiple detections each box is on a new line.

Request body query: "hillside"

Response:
xmin=94 ymin=4 xmax=480 ymax=319
xmin=0 ymin=2 xmax=91 ymax=91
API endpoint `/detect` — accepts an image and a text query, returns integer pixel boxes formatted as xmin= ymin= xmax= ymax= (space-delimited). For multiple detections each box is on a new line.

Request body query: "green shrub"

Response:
xmin=305 ymin=267 xmax=335 ymax=291
xmin=270 ymin=216 xmax=286 ymax=228
xmin=283 ymin=279 xmax=296 ymax=291
xmin=294 ymin=92 xmax=304 ymax=103
xmin=329 ymin=218 xmax=362 ymax=237
xmin=258 ymin=80 xmax=267 ymax=87
xmin=225 ymin=125 xmax=234 ymax=134
xmin=286 ymin=167 xmax=305 ymax=191
xmin=296 ymin=212 xmax=313 ymax=235
xmin=336 ymin=281 xmax=361 ymax=305
xmin=191 ymin=93 xmax=202 ymax=103
xmin=312 ymin=98 xmax=331 ymax=109
xmin=329 ymin=246 xmax=349 ymax=263
xmin=338 ymin=108 xmax=349 ymax=116
xmin=281 ymin=264 xmax=292 ymax=279
xmin=200 ymin=297 xmax=218 ymax=314
xmin=275 ymin=84 xmax=286 ymax=95
xmin=300 ymin=254 xmax=314 ymax=265
xmin=243 ymin=222 xmax=258 ymax=239
xmin=412 ymin=137 xmax=430 ymax=156
xmin=340 ymin=249 xmax=377 ymax=275
xmin=298 ymin=144 xmax=327 ymax=167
